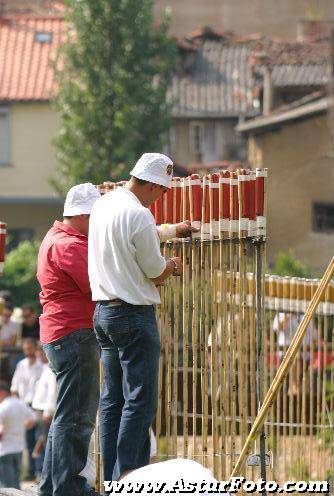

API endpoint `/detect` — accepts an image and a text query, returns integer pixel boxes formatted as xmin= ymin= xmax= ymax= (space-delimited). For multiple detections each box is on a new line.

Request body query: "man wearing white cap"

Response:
xmin=37 ymin=183 xmax=101 ymax=496
xmin=88 ymin=153 xmax=184 ymax=483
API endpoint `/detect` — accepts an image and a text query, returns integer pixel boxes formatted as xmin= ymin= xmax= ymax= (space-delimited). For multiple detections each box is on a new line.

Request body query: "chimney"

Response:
xmin=297 ymin=19 xmax=334 ymax=42
xmin=263 ymin=65 xmax=273 ymax=116
xmin=249 ymin=50 xmax=273 ymax=115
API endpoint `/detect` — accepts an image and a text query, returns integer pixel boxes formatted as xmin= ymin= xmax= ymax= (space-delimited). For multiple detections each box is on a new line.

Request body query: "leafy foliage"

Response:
xmin=0 ymin=240 xmax=40 ymax=308
xmin=271 ymin=250 xmax=310 ymax=278
xmin=52 ymin=0 xmax=178 ymax=194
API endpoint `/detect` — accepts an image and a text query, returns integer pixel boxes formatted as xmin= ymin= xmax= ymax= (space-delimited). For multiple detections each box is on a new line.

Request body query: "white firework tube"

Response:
xmin=191 ymin=220 xmax=201 ymax=239
xmin=256 ymin=216 xmax=266 ymax=236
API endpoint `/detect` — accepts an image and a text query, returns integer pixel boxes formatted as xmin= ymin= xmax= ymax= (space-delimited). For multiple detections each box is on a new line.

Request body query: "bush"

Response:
xmin=0 ymin=240 xmax=40 ymax=308
xmin=271 ymin=250 xmax=310 ymax=278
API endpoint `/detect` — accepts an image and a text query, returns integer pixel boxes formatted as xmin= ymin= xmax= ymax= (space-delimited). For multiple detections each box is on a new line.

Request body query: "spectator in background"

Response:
xmin=32 ymin=347 xmax=56 ymax=479
xmin=21 ymin=305 xmax=40 ymax=340
xmin=0 ymin=381 xmax=37 ymax=489
xmin=0 ymin=303 xmax=19 ymax=347
xmin=11 ymin=338 xmax=43 ymax=480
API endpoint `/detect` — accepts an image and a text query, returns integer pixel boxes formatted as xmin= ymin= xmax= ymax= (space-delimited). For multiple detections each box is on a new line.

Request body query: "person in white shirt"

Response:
xmin=11 ymin=337 xmax=43 ymax=480
xmin=89 ymin=153 xmax=183 ymax=481
xmin=0 ymin=303 xmax=20 ymax=347
xmin=32 ymin=347 xmax=57 ymax=477
xmin=0 ymin=381 xmax=37 ymax=489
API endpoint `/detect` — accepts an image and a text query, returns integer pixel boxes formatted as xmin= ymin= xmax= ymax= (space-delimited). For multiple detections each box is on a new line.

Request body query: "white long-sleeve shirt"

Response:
xmin=32 ymin=364 xmax=57 ymax=417
xmin=88 ymin=188 xmax=166 ymax=305
xmin=11 ymin=358 xmax=44 ymax=405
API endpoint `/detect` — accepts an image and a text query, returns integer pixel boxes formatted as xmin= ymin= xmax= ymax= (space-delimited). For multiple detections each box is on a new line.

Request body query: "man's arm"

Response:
xmin=133 ymin=224 xmax=182 ymax=284
xmin=157 ymin=221 xmax=199 ymax=242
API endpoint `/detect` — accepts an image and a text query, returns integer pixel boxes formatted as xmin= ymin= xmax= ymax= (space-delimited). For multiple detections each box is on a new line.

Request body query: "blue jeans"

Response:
xmin=38 ymin=329 xmax=100 ymax=496
xmin=94 ymin=302 xmax=160 ymax=482
xmin=0 ymin=452 xmax=22 ymax=489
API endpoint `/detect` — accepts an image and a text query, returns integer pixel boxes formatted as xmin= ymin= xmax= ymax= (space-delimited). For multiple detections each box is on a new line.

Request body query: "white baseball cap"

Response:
xmin=63 ymin=183 xmax=101 ymax=217
xmin=130 ymin=153 xmax=173 ymax=188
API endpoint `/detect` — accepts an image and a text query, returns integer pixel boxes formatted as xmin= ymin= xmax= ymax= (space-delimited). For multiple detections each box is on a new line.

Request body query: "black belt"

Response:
xmin=98 ymin=299 xmax=125 ymax=305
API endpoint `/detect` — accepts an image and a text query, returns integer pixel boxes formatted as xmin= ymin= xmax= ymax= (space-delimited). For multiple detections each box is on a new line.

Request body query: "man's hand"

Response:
xmin=175 ymin=221 xmax=200 ymax=238
xmin=170 ymin=257 xmax=182 ymax=276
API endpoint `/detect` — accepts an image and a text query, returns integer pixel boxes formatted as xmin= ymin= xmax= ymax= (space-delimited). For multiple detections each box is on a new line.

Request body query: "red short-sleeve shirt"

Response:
xmin=37 ymin=221 xmax=95 ymax=344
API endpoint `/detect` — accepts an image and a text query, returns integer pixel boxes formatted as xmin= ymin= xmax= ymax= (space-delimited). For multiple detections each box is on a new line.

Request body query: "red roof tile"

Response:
xmin=0 ymin=13 xmax=65 ymax=101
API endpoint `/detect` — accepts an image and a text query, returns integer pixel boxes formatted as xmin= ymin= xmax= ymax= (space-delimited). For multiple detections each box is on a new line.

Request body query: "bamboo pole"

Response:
xmin=181 ymin=177 xmax=189 ymax=458
xmin=230 ymin=256 xmax=334 ymax=478
xmin=189 ymin=177 xmax=198 ymax=461
xmin=200 ymin=177 xmax=207 ymax=466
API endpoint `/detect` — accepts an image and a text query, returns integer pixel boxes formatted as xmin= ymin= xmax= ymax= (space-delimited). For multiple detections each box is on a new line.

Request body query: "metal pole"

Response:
xmin=255 ymin=239 xmax=267 ymax=492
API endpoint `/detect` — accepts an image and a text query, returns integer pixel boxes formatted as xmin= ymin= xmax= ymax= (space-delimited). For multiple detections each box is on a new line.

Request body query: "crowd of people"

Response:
xmin=0 ymin=297 xmax=58 ymax=489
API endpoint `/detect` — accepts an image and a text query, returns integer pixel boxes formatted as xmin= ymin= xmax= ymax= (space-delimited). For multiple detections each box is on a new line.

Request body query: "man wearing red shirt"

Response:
xmin=37 ymin=183 xmax=101 ymax=496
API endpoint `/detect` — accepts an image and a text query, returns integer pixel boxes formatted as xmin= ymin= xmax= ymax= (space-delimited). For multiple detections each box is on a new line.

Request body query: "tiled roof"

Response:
xmin=0 ymin=14 xmax=65 ymax=101
xmin=169 ymin=41 xmax=258 ymax=118
xmin=0 ymin=16 xmax=330 ymax=113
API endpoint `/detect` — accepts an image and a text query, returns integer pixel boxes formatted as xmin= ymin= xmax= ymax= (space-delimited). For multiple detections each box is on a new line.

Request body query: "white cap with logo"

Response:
xmin=130 ymin=153 xmax=173 ymax=188
xmin=63 ymin=183 xmax=101 ymax=217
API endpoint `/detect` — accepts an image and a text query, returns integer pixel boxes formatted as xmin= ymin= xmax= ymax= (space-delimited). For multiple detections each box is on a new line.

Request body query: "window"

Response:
xmin=34 ymin=31 xmax=53 ymax=43
xmin=189 ymin=121 xmax=218 ymax=162
xmin=313 ymin=202 xmax=334 ymax=233
xmin=0 ymin=107 xmax=10 ymax=165
xmin=189 ymin=121 xmax=205 ymax=161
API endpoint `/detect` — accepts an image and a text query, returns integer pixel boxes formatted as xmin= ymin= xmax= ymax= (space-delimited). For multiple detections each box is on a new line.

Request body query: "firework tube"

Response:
xmin=189 ymin=174 xmax=202 ymax=239
xmin=255 ymin=168 xmax=267 ymax=236
xmin=219 ymin=170 xmax=230 ymax=237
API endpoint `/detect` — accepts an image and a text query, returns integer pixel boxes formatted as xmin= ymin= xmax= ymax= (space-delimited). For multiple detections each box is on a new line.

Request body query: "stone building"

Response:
xmin=237 ymin=95 xmax=334 ymax=275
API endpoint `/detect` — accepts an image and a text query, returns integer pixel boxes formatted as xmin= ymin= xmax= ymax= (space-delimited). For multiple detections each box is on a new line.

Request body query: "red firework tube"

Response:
xmin=204 ymin=175 xmax=210 ymax=224
xmin=172 ymin=177 xmax=182 ymax=223
xmin=238 ymin=169 xmax=250 ymax=237
xmin=255 ymin=168 xmax=267 ymax=236
xmin=0 ymin=222 xmax=7 ymax=276
xmin=212 ymin=173 xmax=220 ymax=221
xmin=155 ymin=196 xmax=163 ymax=225
xmin=230 ymin=171 xmax=239 ymax=235
xmin=189 ymin=174 xmax=202 ymax=239
xmin=165 ymin=185 xmax=174 ymax=224
xmin=150 ymin=201 xmax=156 ymax=218
xmin=248 ymin=171 xmax=256 ymax=237
xmin=219 ymin=170 xmax=230 ymax=236
xmin=190 ymin=174 xmax=202 ymax=222
xmin=180 ymin=177 xmax=190 ymax=222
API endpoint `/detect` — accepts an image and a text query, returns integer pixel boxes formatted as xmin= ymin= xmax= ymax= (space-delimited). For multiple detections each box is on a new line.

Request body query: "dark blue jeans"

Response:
xmin=38 ymin=329 xmax=100 ymax=496
xmin=94 ymin=302 xmax=160 ymax=482
xmin=0 ymin=452 xmax=22 ymax=489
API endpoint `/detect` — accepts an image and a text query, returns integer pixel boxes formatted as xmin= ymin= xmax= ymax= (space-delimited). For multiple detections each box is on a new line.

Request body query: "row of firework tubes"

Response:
xmin=97 ymin=168 xmax=268 ymax=239
xmin=265 ymin=274 xmax=334 ymax=315
xmin=225 ymin=272 xmax=334 ymax=315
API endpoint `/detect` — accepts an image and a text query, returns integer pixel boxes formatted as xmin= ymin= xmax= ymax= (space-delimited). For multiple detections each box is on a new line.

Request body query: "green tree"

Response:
xmin=53 ymin=0 xmax=177 ymax=194
xmin=271 ymin=250 xmax=310 ymax=278
xmin=0 ymin=240 xmax=40 ymax=307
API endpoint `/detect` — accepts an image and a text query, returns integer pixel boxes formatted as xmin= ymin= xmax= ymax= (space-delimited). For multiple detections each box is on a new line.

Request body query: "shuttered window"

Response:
xmin=0 ymin=108 xmax=10 ymax=165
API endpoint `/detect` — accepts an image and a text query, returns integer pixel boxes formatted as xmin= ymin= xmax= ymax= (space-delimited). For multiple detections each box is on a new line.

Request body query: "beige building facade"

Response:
xmin=238 ymin=98 xmax=334 ymax=275
xmin=1 ymin=103 xmax=62 ymax=242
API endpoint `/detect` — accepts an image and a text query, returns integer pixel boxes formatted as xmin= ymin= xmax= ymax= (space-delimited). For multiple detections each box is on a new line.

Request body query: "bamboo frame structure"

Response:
xmin=95 ymin=171 xmax=334 ymax=484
